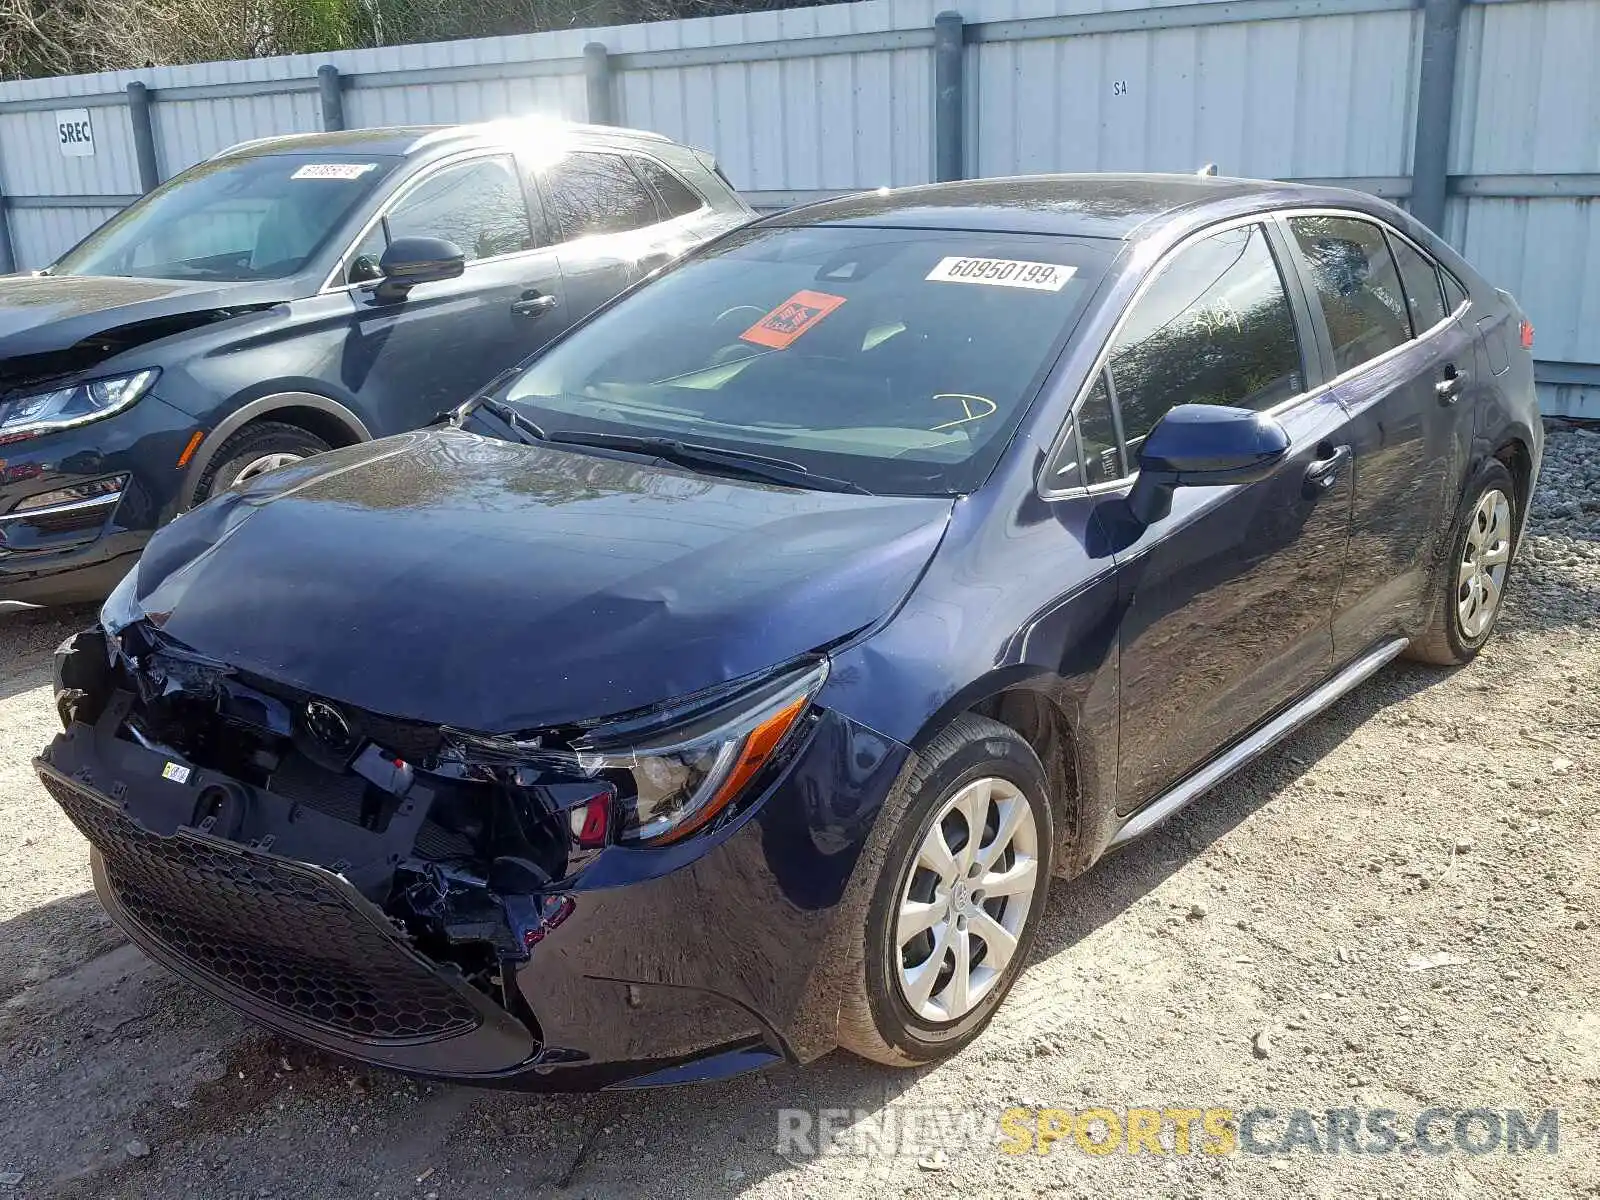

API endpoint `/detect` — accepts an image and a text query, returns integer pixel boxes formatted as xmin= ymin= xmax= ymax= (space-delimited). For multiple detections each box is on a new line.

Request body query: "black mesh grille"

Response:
xmin=42 ymin=771 xmax=480 ymax=1044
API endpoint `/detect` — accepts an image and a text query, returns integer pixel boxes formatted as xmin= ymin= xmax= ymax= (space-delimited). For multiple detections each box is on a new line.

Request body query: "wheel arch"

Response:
xmin=1490 ymin=433 xmax=1534 ymax=544
xmin=925 ymin=676 xmax=1088 ymax=879
xmin=179 ymin=392 xmax=371 ymax=509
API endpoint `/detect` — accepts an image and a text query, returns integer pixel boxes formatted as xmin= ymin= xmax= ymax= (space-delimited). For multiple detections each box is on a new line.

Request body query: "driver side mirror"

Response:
xmin=372 ymin=236 xmax=466 ymax=303
xmin=1126 ymin=404 xmax=1291 ymax=526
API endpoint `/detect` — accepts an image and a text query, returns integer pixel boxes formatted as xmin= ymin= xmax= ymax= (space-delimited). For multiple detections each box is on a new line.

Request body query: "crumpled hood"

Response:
xmin=0 ymin=273 xmax=289 ymax=363
xmin=126 ymin=428 xmax=953 ymax=732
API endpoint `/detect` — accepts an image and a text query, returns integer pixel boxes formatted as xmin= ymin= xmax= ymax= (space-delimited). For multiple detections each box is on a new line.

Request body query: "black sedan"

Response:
xmin=40 ymin=174 xmax=1540 ymax=1087
xmin=0 ymin=121 xmax=749 ymax=607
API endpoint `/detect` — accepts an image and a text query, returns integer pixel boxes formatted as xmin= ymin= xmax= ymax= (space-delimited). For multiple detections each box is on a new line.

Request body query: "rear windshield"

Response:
xmin=504 ymin=224 xmax=1111 ymax=494
xmin=54 ymin=153 xmax=401 ymax=282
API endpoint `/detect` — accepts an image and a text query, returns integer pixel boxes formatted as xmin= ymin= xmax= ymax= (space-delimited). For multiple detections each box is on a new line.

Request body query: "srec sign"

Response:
xmin=54 ymin=109 xmax=95 ymax=157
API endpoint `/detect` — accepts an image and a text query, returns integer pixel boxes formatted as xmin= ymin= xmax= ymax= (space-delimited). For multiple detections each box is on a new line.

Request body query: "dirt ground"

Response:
xmin=0 ymin=428 xmax=1596 ymax=1200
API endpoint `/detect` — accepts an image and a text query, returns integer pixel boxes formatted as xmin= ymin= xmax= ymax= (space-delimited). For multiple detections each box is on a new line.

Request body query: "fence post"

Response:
xmin=0 ymin=199 xmax=15 ymax=274
xmin=934 ymin=11 xmax=964 ymax=183
xmin=1411 ymin=0 xmax=1463 ymax=232
xmin=126 ymin=82 xmax=161 ymax=193
xmin=318 ymin=65 xmax=346 ymax=132
xmin=0 ymin=151 xmax=15 ymax=273
xmin=584 ymin=43 xmax=613 ymax=126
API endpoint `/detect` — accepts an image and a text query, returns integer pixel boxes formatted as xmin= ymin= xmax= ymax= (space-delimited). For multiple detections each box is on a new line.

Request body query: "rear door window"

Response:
xmin=1387 ymin=233 xmax=1449 ymax=334
xmin=1288 ymin=215 xmax=1412 ymax=373
xmin=632 ymin=157 xmax=705 ymax=219
xmin=544 ymin=152 xmax=661 ymax=239
xmin=1106 ymin=222 xmax=1304 ymax=455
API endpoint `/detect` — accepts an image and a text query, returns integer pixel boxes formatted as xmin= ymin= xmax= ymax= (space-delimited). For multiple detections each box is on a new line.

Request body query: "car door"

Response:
xmin=1280 ymin=214 xmax=1469 ymax=663
xmin=1084 ymin=220 xmax=1356 ymax=813
xmin=533 ymin=149 xmax=674 ymax=322
xmin=334 ymin=152 xmax=567 ymax=434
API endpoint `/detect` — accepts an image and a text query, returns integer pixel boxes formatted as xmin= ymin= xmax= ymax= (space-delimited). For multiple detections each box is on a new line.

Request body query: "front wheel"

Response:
xmin=193 ymin=421 xmax=331 ymax=503
xmin=1407 ymin=458 xmax=1518 ymax=665
xmin=837 ymin=714 xmax=1054 ymax=1066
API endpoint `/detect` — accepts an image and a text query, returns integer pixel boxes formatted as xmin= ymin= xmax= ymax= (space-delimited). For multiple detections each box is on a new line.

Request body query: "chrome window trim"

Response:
xmin=1037 ymin=205 xmax=1469 ymax=503
xmin=318 ymin=148 xmax=546 ymax=295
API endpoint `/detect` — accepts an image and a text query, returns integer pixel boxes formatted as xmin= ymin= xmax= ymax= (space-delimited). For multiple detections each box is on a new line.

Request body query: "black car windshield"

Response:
xmin=53 ymin=153 xmax=401 ymax=282
xmin=504 ymin=224 xmax=1111 ymax=495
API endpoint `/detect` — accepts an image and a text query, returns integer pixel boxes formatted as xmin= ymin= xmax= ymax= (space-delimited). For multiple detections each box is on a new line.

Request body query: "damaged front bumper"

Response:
xmin=38 ymin=628 xmax=911 ymax=1089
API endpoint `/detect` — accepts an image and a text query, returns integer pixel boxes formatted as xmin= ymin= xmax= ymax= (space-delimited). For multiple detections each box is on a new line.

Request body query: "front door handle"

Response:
xmin=511 ymin=290 xmax=559 ymax=318
xmin=1436 ymin=364 xmax=1465 ymax=403
xmin=1303 ymin=444 xmax=1352 ymax=496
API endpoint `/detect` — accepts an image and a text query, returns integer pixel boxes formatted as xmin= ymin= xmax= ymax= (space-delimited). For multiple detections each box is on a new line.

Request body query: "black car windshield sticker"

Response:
xmin=925 ymin=256 xmax=1076 ymax=291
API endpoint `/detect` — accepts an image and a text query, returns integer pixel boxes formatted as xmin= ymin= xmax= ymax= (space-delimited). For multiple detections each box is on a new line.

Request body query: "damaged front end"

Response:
xmin=41 ymin=608 xmax=826 ymax=1080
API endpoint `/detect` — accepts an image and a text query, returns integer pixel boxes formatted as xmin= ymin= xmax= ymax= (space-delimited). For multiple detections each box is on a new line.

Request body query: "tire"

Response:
xmin=1406 ymin=458 xmax=1518 ymax=666
xmin=836 ymin=714 xmax=1055 ymax=1066
xmin=193 ymin=421 xmax=331 ymax=503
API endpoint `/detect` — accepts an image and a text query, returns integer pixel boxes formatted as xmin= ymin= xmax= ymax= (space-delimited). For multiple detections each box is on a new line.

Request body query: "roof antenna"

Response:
xmin=1197 ymin=162 xmax=1219 ymax=177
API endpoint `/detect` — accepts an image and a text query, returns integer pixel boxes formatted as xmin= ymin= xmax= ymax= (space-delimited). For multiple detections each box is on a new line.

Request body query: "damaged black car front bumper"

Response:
xmin=38 ymin=627 xmax=911 ymax=1089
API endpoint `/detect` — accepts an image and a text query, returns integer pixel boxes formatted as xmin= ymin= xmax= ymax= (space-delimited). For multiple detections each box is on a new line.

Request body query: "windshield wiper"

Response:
xmin=546 ymin=430 xmax=872 ymax=495
xmin=448 ymin=381 xmax=549 ymax=445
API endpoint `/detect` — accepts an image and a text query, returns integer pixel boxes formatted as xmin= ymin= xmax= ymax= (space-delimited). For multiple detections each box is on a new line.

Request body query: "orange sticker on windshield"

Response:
xmin=739 ymin=290 xmax=847 ymax=350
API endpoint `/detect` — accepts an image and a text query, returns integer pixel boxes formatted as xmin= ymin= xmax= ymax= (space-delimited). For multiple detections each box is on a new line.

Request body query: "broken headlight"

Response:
xmin=0 ymin=368 xmax=159 ymax=443
xmin=577 ymin=660 xmax=828 ymax=845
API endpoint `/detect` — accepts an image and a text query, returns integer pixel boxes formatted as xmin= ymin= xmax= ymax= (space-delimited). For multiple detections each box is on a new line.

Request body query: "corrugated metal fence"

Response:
xmin=0 ymin=0 xmax=1595 ymax=416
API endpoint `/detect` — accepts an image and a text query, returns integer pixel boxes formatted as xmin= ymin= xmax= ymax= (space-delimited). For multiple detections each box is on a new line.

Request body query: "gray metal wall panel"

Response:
xmin=9 ymin=205 xmax=126 ymax=269
xmin=1451 ymin=194 xmax=1600 ymax=368
xmin=972 ymin=9 xmax=1419 ymax=179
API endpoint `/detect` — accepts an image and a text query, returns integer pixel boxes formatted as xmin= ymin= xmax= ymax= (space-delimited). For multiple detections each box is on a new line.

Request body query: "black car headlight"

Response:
xmin=576 ymin=660 xmax=828 ymax=844
xmin=0 ymin=368 xmax=159 ymax=443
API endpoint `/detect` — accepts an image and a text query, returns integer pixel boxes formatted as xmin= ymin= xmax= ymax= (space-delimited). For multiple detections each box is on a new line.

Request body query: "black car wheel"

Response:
xmin=837 ymin=714 xmax=1054 ymax=1066
xmin=1407 ymin=458 xmax=1519 ymax=666
xmin=195 ymin=421 xmax=331 ymax=502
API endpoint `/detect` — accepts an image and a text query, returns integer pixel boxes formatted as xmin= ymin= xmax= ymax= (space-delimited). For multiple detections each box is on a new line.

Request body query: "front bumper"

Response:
xmin=0 ymin=392 xmax=200 ymax=604
xmin=37 ymin=693 xmax=910 ymax=1089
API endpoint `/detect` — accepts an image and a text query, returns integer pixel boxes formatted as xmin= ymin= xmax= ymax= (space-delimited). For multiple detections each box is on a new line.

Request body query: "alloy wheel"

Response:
xmin=1457 ymin=487 xmax=1511 ymax=639
xmin=231 ymin=452 xmax=305 ymax=487
xmin=895 ymin=776 xmax=1040 ymax=1023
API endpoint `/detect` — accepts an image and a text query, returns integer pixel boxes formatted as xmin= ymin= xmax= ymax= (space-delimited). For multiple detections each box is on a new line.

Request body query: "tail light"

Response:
xmin=1519 ymin=320 xmax=1534 ymax=350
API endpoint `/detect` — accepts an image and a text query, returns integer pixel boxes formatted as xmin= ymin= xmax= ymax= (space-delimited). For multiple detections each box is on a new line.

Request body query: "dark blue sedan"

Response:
xmin=39 ymin=173 xmax=1541 ymax=1087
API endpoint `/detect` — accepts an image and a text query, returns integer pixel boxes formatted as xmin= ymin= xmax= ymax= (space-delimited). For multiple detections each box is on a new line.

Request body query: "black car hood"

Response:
xmin=0 ymin=273 xmax=292 ymax=368
xmin=126 ymin=429 xmax=953 ymax=733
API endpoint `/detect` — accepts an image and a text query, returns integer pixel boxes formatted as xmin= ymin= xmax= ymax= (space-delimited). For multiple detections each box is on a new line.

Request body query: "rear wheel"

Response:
xmin=194 ymin=421 xmax=330 ymax=502
xmin=837 ymin=714 xmax=1054 ymax=1066
xmin=1407 ymin=459 xmax=1518 ymax=665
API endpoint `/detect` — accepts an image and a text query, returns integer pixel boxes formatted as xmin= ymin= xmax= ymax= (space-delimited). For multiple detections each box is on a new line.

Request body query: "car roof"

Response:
xmin=209 ymin=120 xmax=675 ymax=162
xmin=770 ymin=173 xmax=1334 ymax=241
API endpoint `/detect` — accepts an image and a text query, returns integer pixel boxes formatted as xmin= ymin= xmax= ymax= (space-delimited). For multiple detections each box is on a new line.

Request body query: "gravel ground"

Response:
xmin=0 ymin=427 xmax=1595 ymax=1200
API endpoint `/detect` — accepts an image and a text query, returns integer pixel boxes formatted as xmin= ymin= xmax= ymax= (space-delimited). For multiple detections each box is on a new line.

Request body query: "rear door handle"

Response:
xmin=1304 ymin=444 xmax=1352 ymax=496
xmin=1436 ymin=365 xmax=1465 ymax=403
xmin=511 ymin=290 xmax=559 ymax=318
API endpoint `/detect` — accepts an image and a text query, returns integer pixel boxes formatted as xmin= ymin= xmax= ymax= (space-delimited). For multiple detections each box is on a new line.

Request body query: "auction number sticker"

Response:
xmin=925 ymin=256 xmax=1076 ymax=292
xmin=291 ymin=162 xmax=378 ymax=181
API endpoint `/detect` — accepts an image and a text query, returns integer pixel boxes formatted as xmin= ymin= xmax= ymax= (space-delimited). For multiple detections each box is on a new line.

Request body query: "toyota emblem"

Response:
xmin=304 ymin=699 xmax=354 ymax=753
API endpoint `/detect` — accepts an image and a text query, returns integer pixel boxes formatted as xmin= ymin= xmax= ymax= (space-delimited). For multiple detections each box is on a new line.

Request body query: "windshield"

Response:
xmin=504 ymin=224 xmax=1111 ymax=495
xmin=54 ymin=153 xmax=401 ymax=282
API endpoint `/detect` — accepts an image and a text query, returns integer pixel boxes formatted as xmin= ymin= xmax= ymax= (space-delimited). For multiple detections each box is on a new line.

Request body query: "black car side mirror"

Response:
xmin=372 ymin=236 xmax=466 ymax=302
xmin=1126 ymin=404 xmax=1291 ymax=525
